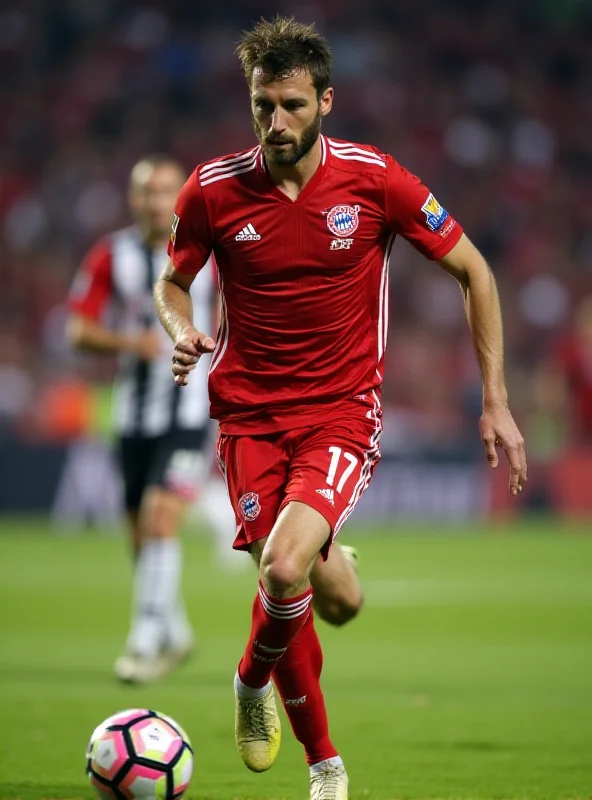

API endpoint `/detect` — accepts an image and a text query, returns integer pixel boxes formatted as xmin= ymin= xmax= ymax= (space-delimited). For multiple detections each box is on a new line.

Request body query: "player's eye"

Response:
xmin=284 ymin=101 xmax=306 ymax=111
xmin=254 ymin=100 xmax=273 ymax=112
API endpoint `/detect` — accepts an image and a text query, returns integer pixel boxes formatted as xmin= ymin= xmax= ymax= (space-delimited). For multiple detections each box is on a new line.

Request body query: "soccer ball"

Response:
xmin=86 ymin=708 xmax=193 ymax=799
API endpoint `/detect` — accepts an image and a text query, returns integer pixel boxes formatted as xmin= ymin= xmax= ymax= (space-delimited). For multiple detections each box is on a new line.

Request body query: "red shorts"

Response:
xmin=216 ymin=394 xmax=382 ymax=558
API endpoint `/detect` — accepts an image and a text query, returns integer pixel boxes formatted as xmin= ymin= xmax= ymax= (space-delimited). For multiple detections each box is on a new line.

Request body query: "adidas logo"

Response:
xmin=315 ymin=488 xmax=335 ymax=506
xmin=235 ymin=223 xmax=261 ymax=241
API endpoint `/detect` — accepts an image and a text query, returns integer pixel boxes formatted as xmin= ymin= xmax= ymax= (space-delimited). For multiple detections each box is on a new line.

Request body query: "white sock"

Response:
xmin=200 ymin=480 xmax=248 ymax=571
xmin=234 ymin=671 xmax=271 ymax=700
xmin=167 ymin=597 xmax=194 ymax=649
xmin=310 ymin=756 xmax=344 ymax=774
xmin=127 ymin=539 xmax=182 ymax=658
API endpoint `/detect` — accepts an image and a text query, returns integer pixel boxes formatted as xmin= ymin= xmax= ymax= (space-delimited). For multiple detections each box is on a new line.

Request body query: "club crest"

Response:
xmin=325 ymin=204 xmax=360 ymax=238
xmin=238 ymin=492 xmax=261 ymax=521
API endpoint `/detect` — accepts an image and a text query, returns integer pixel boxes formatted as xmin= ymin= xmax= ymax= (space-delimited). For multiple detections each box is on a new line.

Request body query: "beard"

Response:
xmin=257 ymin=108 xmax=322 ymax=167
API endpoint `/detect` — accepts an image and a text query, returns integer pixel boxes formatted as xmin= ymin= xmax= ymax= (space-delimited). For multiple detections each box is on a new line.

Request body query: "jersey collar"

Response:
xmin=257 ymin=135 xmax=329 ymax=205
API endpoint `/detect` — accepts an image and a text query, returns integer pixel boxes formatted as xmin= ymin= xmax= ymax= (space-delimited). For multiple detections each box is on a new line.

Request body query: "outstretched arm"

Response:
xmin=154 ymin=262 xmax=215 ymax=387
xmin=67 ymin=239 xmax=162 ymax=362
xmin=439 ymin=233 xmax=527 ymax=495
xmin=67 ymin=314 xmax=162 ymax=361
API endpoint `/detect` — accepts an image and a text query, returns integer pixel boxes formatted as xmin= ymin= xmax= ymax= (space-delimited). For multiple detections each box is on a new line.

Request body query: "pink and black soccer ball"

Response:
xmin=86 ymin=709 xmax=193 ymax=799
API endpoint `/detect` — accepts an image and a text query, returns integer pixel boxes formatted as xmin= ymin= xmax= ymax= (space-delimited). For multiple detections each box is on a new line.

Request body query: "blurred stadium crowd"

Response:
xmin=1 ymin=0 xmax=591 ymax=465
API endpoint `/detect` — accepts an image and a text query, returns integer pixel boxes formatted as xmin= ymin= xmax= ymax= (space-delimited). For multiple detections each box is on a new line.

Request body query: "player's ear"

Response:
xmin=319 ymin=87 xmax=333 ymax=117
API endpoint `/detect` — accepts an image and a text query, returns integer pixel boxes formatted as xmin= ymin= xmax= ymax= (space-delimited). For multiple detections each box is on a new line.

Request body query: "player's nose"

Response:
xmin=269 ymin=109 xmax=287 ymax=132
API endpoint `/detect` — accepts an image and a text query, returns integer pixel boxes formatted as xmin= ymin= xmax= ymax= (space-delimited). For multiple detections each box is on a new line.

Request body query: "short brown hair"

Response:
xmin=236 ymin=16 xmax=332 ymax=97
xmin=129 ymin=154 xmax=185 ymax=187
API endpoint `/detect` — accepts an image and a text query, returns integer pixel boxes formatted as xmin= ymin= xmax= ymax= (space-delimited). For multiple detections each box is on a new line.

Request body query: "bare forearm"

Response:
xmin=462 ymin=265 xmax=507 ymax=407
xmin=154 ymin=276 xmax=194 ymax=343
xmin=66 ymin=316 xmax=136 ymax=354
xmin=439 ymin=235 xmax=526 ymax=491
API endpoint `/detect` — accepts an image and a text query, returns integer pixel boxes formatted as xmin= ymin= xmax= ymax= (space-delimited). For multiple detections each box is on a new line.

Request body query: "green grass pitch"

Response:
xmin=1 ymin=517 xmax=591 ymax=800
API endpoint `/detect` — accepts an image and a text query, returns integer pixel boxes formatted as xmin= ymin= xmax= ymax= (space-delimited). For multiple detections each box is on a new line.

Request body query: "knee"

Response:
xmin=260 ymin=552 xmax=307 ymax=597
xmin=140 ymin=511 xmax=168 ymax=540
xmin=315 ymin=589 xmax=364 ymax=627
xmin=140 ymin=497 xmax=176 ymax=540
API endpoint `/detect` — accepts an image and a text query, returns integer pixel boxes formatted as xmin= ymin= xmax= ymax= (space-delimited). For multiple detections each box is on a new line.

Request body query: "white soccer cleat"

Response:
xmin=339 ymin=544 xmax=359 ymax=571
xmin=162 ymin=633 xmax=196 ymax=665
xmin=310 ymin=760 xmax=349 ymax=799
xmin=113 ymin=653 xmax=168 ymax=684
xmin=112 ymin=642 xmax=193 ymax=684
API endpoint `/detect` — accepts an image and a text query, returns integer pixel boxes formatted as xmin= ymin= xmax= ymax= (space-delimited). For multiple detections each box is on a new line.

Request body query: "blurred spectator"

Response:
xmin=0 ymin=333 xmax=34 ymax=437
xmin=1 ymin=0 xmax=591 ymax=456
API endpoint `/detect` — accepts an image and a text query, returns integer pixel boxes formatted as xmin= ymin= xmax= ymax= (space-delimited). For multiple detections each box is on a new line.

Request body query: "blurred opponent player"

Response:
xmin=155 ymin=18 xmax=528 ymax=799
xmin=67 ymin=155 xmax=239 ymax=684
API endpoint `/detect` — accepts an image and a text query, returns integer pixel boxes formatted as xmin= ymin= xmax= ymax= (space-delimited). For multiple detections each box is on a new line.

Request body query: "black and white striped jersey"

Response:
xmin=69 ymin=226 xmax=214 ymax=437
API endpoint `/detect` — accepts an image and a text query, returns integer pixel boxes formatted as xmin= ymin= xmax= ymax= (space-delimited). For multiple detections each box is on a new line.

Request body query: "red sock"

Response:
xmin=273 ymin=610 xmax=338 ymax=766
xmin=238 ymin=582 xmax=313 ymax=689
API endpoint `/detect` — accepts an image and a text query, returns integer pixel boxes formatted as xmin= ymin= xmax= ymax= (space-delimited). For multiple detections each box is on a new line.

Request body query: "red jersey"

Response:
xmin=169 ymin=136 xmax=463 ymax=434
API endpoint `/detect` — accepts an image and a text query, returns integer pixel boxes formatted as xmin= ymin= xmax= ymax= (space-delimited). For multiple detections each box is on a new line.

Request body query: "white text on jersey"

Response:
xmin=235 ymin=223 xmax=261 ymax=241
xmin=330 ymin=238 xmax=354 ymax=250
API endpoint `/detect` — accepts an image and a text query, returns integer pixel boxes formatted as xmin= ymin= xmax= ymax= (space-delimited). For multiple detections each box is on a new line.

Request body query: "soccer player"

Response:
xmin=67 ymin=155 xmax=240 ymax=684
xmin=154 ymin=17 xmax=528 ymax=799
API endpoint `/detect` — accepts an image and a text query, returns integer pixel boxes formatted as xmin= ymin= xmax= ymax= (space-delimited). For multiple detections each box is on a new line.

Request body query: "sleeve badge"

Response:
xmin=421 ymin=193 xmax=450 ymax=232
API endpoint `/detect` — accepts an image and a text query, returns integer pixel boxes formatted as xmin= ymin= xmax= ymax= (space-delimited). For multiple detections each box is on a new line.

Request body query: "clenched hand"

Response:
xmin=172 ymin=326 xmax=216 ymax=386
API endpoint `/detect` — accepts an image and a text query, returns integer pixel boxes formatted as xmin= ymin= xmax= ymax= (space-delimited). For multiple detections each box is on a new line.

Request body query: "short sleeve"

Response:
xmin=68 ymin=239 xmax=113 ymax=320
xmin=385 ymin=156 xmax=463 ymax=260
xmin=167 ymin=169 xmax=213 ymax=275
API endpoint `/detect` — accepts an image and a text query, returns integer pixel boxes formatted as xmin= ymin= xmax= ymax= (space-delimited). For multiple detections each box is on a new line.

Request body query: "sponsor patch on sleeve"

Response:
xmin=421 ymin=193 xmax=450 ymax=233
